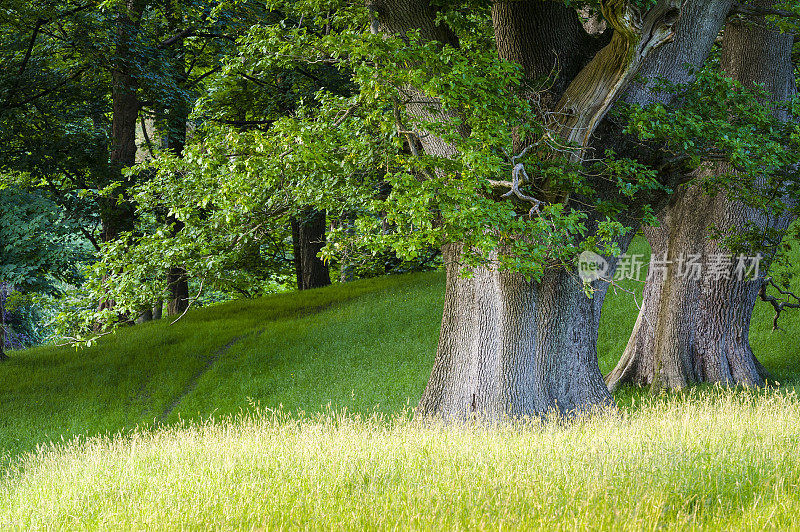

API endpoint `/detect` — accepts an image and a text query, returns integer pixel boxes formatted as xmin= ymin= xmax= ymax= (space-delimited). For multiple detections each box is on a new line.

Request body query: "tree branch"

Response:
xmin=730 ymin=2 xmax=797 ymax=18
xmin=759 ymin=277 xmax=800 ymax=331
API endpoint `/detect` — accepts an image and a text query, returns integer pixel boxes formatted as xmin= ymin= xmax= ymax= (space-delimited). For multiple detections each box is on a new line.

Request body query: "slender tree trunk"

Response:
xmin=96 ymin=1 xmax=144 ymax=317
xmin=164 ymin=50 xmax=191 ymax=315
xmin=607 ymin=3 xmax=794 ymax=390
xmin=163 ymin=110 xmax=190 ymax=317
xmin=0 ymin=284 xmax=8 ymax=361
xmin=167 ymin=266 xmax=190 ymax=316
xmin=291 ymin=209 xmax=332 ymax=290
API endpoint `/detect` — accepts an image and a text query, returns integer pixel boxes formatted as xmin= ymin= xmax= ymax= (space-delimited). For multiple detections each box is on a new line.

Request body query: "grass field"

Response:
xmin=2 ymin=237 xmax=800 ymax=529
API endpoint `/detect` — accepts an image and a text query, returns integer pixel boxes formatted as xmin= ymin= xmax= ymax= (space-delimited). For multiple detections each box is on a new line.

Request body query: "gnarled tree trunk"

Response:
xmin=607 ymin=3 xmax=794 ymax=390
xmin=369 ymin=0 xmax=695 ymax=419
xmin=418 ymin=242 xmax=632 ymax=419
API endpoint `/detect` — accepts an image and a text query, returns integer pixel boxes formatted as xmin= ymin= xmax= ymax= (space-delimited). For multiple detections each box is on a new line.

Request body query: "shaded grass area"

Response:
xmin=2 ymin=235 xmax=800 ymax=467
xmin=0 ymin=273 xmax=440 ymax=463
xmin=3 ymin=391 xmax=800 ymax=530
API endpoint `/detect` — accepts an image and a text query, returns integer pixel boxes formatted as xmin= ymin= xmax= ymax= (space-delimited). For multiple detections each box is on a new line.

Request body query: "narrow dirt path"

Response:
xmin=158 ymin=333 xmax=253 ymax=423
xmin=156 ymin=300 xmax=342 ymax=424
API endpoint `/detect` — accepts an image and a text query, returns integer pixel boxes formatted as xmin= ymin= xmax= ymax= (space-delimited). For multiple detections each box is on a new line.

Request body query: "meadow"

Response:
xmin=2 ymin=237 xmax=800 ymax=529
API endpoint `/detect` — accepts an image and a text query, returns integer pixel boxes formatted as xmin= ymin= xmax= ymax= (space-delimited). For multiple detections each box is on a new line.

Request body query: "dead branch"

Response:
xmin=759 ymin=276 xmax=800 ymax=331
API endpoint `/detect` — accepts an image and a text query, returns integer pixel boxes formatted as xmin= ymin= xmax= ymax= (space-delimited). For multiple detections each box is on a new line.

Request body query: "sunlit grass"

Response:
xmin=3 ymin=389 xmax=800 ymax=530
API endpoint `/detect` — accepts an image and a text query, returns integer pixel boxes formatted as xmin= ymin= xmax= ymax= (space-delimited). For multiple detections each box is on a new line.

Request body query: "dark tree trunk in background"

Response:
xmin=153 ymin=299 xmax=163 ymax=320
xmin=162 ymin=26 xmax=192 ymax=316
xmin=291 ymin=209 xmax=332 ymax=290
xmin=167 ymin=266 xmax=190 ymax=316
xmin=607 ymin=2 xmax=794 ymax=390
xmin=97 ymin=1 xmax=144 ymax=316
xmin=0 ymin=285 xmax=8 ymax=361
xmin=103 ymin=1 xmax=142 ymax=243
xmin=164 ymin=120 xmax=190 ymax=317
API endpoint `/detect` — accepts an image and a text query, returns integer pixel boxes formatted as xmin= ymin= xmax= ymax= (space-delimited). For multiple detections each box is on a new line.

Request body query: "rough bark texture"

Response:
xmin=554 ymin=2 xmax=681 ymax=152
xmin=623 ymin=0 xmax=735 ymax=106
xmin=491 ymin=1 xmax=599 ymax=107
xmin=291 ymin=209 xmax=332 ymax=291
xmin=607 ymin=2 xmax=794 ymax=390
xmin=417 ymin=241 xmax=633 ymax=419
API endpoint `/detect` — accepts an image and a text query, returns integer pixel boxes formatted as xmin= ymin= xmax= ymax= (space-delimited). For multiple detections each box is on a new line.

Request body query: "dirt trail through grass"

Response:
xmin=158 ymin=333 xmax=252 ymax=423
xmin=157 ymin=302 xmax=342 ymax=423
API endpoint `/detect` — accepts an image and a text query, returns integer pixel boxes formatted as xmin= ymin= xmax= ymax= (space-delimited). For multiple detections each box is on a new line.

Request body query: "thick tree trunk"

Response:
xmin=607 ymin=3 xmax=794 ymax=390
xmin=370 ymin=0 xmax=718 ymax=419
xmin=291 ymin=209 xmax=332 ymax=290
xmin=418 ymin=242 xmax=634 ymax=419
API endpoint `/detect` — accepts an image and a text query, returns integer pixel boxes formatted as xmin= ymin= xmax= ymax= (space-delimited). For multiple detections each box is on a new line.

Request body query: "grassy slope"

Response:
xmin=0 ymin=272 xmax=442 ymax=461
xmin=2 ymin=236 xmax=799 ymax=461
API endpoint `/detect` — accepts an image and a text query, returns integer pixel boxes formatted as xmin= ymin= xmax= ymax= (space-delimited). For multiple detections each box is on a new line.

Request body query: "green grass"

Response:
xmin=2 ymin=236 xmax=800 ymax=529
xmin=4 ymin=391 xmax=800 ymax=530
xmin=0 ymin=271 xmax=443 ymax=462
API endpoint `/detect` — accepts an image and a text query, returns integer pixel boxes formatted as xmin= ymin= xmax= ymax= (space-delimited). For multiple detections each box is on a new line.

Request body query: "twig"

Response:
xmin=170 ymin=277 xmax=206 ymax=325
xmin=498 ymin=163 xmax=543 ymax=216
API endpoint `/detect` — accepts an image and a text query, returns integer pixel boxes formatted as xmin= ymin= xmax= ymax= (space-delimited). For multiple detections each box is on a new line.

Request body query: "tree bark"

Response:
xmin=0 ymin=284 xmax=8 ymax=361
xmin=418 ymin=242 xmax=634 ymax=419
xmin=96 ymin=1 xmax=144 ymax=317
xmin=166 ymin=266 xmax=190 ymax=316
xmin=607 ymin=2 xmax=794 ymax=390
xmin=291 ymin=209 xmax=332 ymax=290
xmin=370 ymin=0 xmax=737 ymax=418
xmin=372 ymin=0 xmax=680 ymax=418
